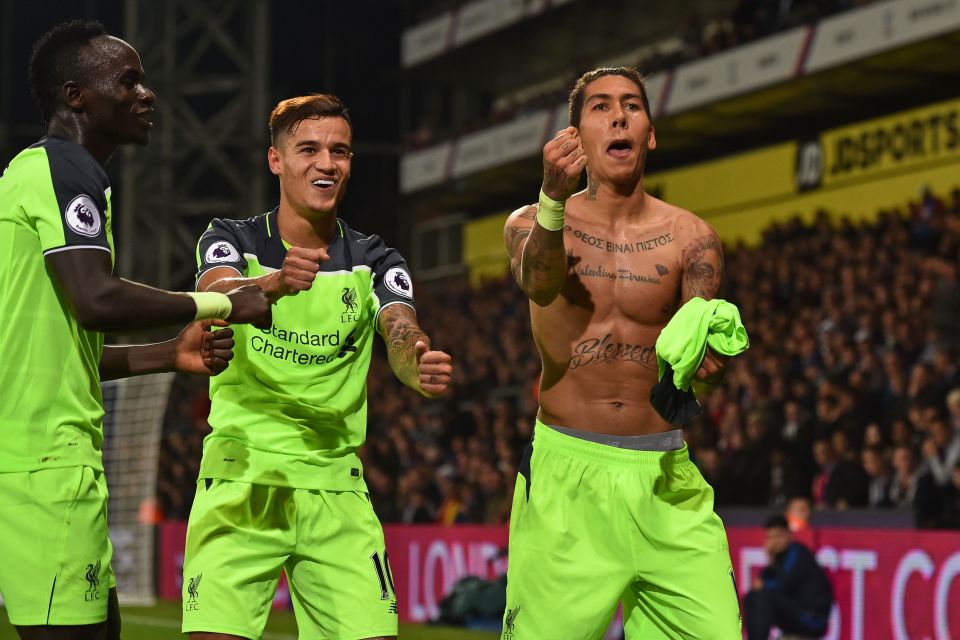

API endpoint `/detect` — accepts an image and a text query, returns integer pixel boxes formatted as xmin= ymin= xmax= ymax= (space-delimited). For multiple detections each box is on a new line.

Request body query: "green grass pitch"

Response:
xmin=0 ymin=600 xmax=500 ymax=639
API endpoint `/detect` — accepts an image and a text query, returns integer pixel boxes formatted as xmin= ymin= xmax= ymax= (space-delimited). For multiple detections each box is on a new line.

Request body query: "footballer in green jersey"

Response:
xmin=182 ymin=94 xmax=452 ymax=640
xmin=0 ymin=20 xmax=268 ymax=640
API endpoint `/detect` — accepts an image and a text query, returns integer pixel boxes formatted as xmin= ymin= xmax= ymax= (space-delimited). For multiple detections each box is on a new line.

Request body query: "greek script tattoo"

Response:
xmin=567 ymin=226 xmax=674 ymax=254
xmin=380 ymin=304 xmax=429 ymax=388
xmin=681 ymin=234 xmax=723 ymax=301
xmin=568 ymin=334 xmax=657 ymax=370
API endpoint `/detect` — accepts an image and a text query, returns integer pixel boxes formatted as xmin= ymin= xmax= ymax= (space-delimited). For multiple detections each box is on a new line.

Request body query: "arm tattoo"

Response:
xmin=505 ymin=227 xmax=531 ymax=285
xmin=379 ymin=304 xmax=429 ymax=389
xmin=521 ymin=227 xmax=567 ymax=305
xmin=681 ymin=234 xmax=724 ymax=301
xmin=504 ymin=205 xmax=566 ymax=304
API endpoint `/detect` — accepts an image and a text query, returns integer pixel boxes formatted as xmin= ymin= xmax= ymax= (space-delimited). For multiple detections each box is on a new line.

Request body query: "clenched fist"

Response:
xmin=541 ymin=126 xmax=588 ymax=202
xmin=268 ymin=246 xmax=331 ymax=301
xmin=416 ymin=340 xmax=453 ymax=398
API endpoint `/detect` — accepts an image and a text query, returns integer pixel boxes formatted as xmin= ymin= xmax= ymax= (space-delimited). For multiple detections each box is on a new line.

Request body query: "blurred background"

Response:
xmin=3 ymin=0 xmax=960 ymax=638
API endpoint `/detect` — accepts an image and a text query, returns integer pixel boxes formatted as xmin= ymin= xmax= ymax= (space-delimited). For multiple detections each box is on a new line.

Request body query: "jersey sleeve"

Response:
xmin=25 ymin=148 xmax=111 ymax=255
xmin=365 ymin=234 xmax=416 ymax=328
xmin=196 ymin=218 xmax=248 ymax=286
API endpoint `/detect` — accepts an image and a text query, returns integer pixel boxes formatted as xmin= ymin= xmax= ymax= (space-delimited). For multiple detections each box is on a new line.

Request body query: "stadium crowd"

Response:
xmin=156 ymin=185 xmax=960 ymax=530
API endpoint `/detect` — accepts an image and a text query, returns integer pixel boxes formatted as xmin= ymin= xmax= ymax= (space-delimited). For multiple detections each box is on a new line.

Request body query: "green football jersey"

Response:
xmin=195 ymin=209 xmax=416 ymax=490
xmin=0 ymin=136 xmax=114 ymax=472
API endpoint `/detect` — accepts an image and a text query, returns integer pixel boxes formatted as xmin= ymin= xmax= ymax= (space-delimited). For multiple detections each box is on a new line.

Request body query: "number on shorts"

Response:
xmin=371 ymin=550 xmax=396 ymax=600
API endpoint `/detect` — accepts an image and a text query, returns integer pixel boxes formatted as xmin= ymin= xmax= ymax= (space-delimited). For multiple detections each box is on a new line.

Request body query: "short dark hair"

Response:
xmin=764 ymin=515 xmax=790 ymax=530
xmin=269 ymin=94 xmax=352 ymax=146
xmin=568 ymin=67 xmax=651 ymax=128
xmin=29 ymin=20 xmax=108 ymax=125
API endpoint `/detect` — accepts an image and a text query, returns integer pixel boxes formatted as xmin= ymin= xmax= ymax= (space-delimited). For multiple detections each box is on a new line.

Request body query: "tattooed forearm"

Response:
xmin=379 ymin=304 xmax=429 ymax=389
xmin=505 ymin=226 xmax=531 ymax=284
xmin=520 ymin=224 xmax=567 ymax=306
xmin=681 ymin=233 xmax=724 ymax=301
xmin=504 ymin=204 xmax=567 ymax=305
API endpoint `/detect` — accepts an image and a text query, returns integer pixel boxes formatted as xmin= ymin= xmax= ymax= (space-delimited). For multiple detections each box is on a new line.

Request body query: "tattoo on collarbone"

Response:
xmin=575 ymin=263 xmax=663 ymax=285
xmin=682 ymin=234 xmax=723 ymax=299
xmin=568 ymin=333 xmax=657 ymax=370
xmin=567 ymin=226 xmax=674 ymax=254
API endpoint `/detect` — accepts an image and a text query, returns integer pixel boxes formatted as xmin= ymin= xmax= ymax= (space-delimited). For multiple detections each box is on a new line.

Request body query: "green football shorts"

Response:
xmin=182 ymin=478 xmax=398 ymax=639
xmin=502 ymin=420 xmax=741 ymax=640
xmin=0 ymin=466 xmax=114 ymax=626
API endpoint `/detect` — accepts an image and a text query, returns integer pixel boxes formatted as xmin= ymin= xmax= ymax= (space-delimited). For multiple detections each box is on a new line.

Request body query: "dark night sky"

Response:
xmin=3 ymin=0 xmax=404 ymax=245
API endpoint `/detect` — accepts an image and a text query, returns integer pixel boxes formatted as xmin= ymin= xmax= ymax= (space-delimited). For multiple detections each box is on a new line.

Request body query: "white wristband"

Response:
xmin=186 ymin=291 xmax=232 ymax=320
xmin=536 ymin=190 xmax=566 ymax=231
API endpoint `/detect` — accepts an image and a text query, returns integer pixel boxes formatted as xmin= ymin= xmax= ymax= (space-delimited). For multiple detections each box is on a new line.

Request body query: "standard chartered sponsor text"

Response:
xmin=252 ymin=324 xmax=344 ymax=365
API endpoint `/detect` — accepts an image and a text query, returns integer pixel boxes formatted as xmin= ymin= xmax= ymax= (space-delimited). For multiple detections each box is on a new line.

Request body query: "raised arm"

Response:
xmin=378 ymin=303 xmax=451 ymax=398
xmin=46 ymin=249 xmax=270 ymax=332
xmin=504 ymin=126 xmax=588 ymax=306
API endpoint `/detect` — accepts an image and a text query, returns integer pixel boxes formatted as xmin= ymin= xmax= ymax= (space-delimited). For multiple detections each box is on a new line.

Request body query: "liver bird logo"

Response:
xmin=187 ymin=573 xmax=202 ymax=603
xmin=505 ymin=605 xmax=521 ymax=637
xmin=342 ymin=287 xmax=358 ymax=312
xmin=85 ymin=558 xmax=101 ymax=592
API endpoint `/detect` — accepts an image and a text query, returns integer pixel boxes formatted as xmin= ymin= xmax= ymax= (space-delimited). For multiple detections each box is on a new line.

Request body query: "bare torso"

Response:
xmin=528 ymin=193 xmax=710 ymax=435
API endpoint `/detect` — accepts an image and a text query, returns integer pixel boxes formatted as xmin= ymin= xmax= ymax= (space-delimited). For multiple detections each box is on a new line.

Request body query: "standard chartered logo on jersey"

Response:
xmin=251 ymin=323 xmax=356 ymax=365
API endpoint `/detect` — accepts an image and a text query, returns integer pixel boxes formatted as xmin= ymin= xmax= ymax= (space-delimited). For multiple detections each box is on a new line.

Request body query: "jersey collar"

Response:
xmin=264 ymin=207 xmax=353 ymax=272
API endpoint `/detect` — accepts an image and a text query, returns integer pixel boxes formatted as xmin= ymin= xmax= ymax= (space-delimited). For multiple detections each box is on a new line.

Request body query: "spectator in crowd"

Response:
xmin=744 ymin=515 xmax=833 ymax=640
xmin=862 ymin=445 xmax=894 ymax=508
xmin=890 ymin=445 xmax=940 ymax=528
xmin=811 ymin=437 xmax=868 ymax=509
xmin=922 ymin=416 xmax=960 ymax=486
xmin=939 ymin=463 xmax=960 ymax=529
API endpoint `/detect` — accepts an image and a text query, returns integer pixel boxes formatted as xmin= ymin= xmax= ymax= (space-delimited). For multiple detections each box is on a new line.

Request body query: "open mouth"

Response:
xmin=311 ymin=178 xmax=336 ymax=190
xmin=606 ymin=140 xmax=633 ymax=157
